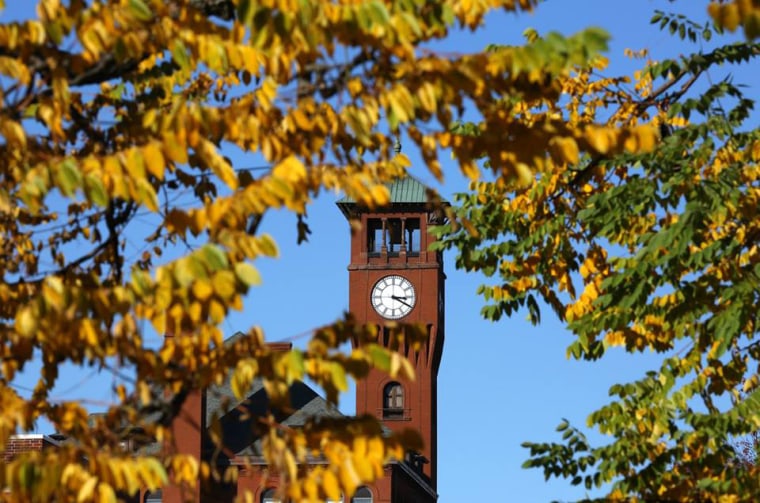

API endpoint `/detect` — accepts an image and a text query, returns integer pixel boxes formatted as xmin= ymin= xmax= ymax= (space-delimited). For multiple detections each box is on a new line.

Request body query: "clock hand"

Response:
xmin=391 ymin=295 xmax=412 ymax=308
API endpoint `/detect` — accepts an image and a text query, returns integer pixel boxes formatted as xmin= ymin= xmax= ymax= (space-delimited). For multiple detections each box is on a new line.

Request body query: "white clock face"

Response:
xmin=371 ymin=275 xmax=416 ymax=319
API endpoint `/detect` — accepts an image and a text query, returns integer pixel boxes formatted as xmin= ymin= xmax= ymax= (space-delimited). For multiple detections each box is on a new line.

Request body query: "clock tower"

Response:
xmin=338 ymin=177 xmax=445 ymax=491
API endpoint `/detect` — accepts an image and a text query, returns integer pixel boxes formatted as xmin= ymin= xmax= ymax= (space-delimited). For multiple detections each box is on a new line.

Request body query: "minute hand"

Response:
xmin=391 ymin=295 xmax=412 ymax=308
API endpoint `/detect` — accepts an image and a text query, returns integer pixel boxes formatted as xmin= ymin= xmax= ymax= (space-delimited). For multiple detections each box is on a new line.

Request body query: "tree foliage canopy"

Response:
xmin=0 ymin=0 xmax=657 ymax=501
xmin=435 ymin=2 xmax=760 ymax=501
xmin=2 ymin=0 xmax=755 ymax=501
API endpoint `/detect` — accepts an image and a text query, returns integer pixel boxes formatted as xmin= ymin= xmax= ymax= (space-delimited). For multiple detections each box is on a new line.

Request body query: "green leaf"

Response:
xmin=366 ymin=0 xmax=390 ymax=25
xmin=201 ymin=244 xmax=229 ymax=271
xmin=280 ymin=349 xmax=304 ymax=384
xmin=234 ymin=262 xmax=262 ymax=287
xmin=171 ymin=40 xmax=190 ymax=70
xmin=129 ymin=0 xmax=153 ymax=21
xmin=365 ymin=344 xmax=391 ymax=372
xmin=236 ymin=0 xmax=255 ymax=26
xmin=257 ymin=234 xmax=279 ymax=257
xmin=330 ymin=362 xmax=348 ymax=392
xmin=84 ymin=174 xmax=108 ymax=207
xmin=131 ymin=269 xmax=153 ymax=296
xmin=57 ymin=159 xmax=82 ymax=196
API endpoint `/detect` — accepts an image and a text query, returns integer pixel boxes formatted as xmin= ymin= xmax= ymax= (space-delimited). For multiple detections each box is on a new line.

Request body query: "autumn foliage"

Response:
xmin=435 ymin=2 xmax=760 ymax=502
xmin=0 ymin=0 xmax=756 ymax=501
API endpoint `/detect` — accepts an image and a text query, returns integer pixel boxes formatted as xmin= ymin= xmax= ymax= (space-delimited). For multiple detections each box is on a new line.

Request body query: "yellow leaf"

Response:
xmin=347 ymin=77 xmax=363 ymax=97
xmin=368 ymin=437 xmax=384 ymax=463
xmin=1 ymin=118 xmax=27 ymax=149
xmin=42 ymin=276 xmax=65 ymax=310
xmin=322 ymin=470 xmax=341 ymax=502
xmin=15 ymin=306 xmax=37 ymax=337
xmin=142 ymin=108 xmax=157 ymax=129
xmin=272 ymin=155 xmax=306 ymax=183
xmin=192 ymin=279 xmax=213 ymax=301
xmin=209 ymin=299 xmax=226 ymax=324
xmin=605 ymin=331 xmax=626 ymax=347
xmin=189 ymin=209 xmax=207 ymax=234
xmin=394 ymin=153 xmax=412 ymax=168
xmin=515 ymin=162 xmax=533 ymax=187
xmin=338 ymin=462 xmax=360 ymax=499
xmin=143 ymin=143 xmax=165 ymax=180
xmin=77 ymin=477 xmax=97 ymax=503
xmin=389 ymin=352 xmax=401 ymax=377
xmin=369 ymin=184 xmax=390 ymax=206
xmin=198 ymin=139 xmax=238 ymax=190
xmin=97 ymin=482 xmax=117 ymax=503
xmin=549 ymin=137 xmax=579 ymax=165
xmin=585 ymin=126 xmax=610 ymax=154
xmin=461 ymin=160 xmax=480 ymax=180
xmin=352 ymin=443 xmax=373 ymax=481
xmin=136 ymin=178 xmax=159 ymax=212
xmin=188 ymin=301 xmax=202 ymax=322
xmin=125 ymin=147 xmax=146 ymax=180
xmin=162 ymin=132 xmax=188 ymax=164
xmin=635 ymin=125 xmax=657 ymax=152
xmin=211 ymin=270 xmax=236 ymax=300
xmin=417 ymin=81 xmax=437 ymax=112
xmin=623 ymin=131 xmax=638 ymax=153
xmin=232 ymin=358 xmax=258 ymax=400
xmin=171 ymin=455 xmax=199 ymax=485
xmin=80 ymin=319 xmax=98 ymax=346
xmin=710 ymin=2 xmax=741 ymax=32
xmin=292 ymin=108 xmax=313 ymax=131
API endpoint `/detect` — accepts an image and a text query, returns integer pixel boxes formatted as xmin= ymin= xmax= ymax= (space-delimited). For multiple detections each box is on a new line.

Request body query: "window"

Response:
xmin=352 ymin=486 xmax=373 ymax=503
xmin=366 ymin=218 xmax=420 ymax=256
xmin=383 ymin=382 xmax=404 ymax=419
xmin=144 ymin=490 xmax=162 ymax=503
xmin=261 ymin=488 xmax=280 ymax=503
xmin=404 ymin=218 xmax=420 ymax=255
xmin=367 ymin=219 xmax=384 ymax=255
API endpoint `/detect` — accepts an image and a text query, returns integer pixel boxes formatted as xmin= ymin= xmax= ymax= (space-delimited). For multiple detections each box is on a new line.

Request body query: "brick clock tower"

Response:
xmin=338 ymin=177 xmax=445 ymax=500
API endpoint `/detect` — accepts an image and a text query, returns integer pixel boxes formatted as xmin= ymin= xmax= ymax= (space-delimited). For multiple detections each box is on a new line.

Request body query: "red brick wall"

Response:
xmin=347 ymin=209 xmax=444 ymax=488
xmin=2 ymin=436 xmax=48 ymax=463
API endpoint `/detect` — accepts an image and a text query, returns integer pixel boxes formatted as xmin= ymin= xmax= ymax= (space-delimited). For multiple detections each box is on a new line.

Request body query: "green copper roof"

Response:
xmin=386 ymin=176 xmax=429 ymax=203
xmin=337 ymin=176 xmax=429 ymax=205
xmin=336 ymin=175 xmax=449 ymax=219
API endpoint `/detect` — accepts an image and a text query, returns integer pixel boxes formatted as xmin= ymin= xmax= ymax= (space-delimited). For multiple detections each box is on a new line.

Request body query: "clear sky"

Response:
xmin=5 ymin=1 xmax=753 ymax=502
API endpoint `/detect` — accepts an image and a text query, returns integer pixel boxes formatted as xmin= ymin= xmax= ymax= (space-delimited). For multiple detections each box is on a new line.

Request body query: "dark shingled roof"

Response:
xmin=209 ymin=378 xmax=344 ymax=458
xmin=139 ymin=332 xmax=344 ymax=459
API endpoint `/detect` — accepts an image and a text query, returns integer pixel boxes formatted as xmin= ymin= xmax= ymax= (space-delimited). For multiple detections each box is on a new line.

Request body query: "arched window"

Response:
xmin=261 ymin=488 xmax=280 ymax=503
xmin=351 ymin=486 xmax=373 ymax=503
xmin=383 ymin=382 xmax=404 ymax=419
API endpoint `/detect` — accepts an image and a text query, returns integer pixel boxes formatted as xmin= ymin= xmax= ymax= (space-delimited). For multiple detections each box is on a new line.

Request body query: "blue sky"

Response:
xmin=5 ymin=1 xmax=755 ymax=502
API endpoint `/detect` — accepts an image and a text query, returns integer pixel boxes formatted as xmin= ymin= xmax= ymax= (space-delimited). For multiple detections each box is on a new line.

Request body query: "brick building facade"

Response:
xmin=2 ymin=434 xmax=62 ymax=463
xmin=7 ymin=178 xmax=445 ymax=503
xmin=160 ymin=177 xmax=445 ymax=502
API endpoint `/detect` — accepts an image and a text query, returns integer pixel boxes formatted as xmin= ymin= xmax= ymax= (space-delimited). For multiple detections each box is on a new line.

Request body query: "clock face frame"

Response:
xmin=371 ymin=275 xmax=416 ymax=320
